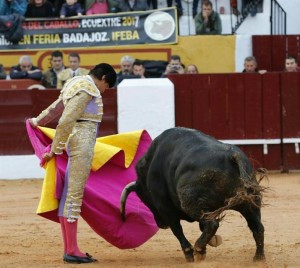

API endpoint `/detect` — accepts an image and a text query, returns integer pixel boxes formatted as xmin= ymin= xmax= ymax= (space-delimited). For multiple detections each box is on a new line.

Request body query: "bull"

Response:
xmin=120 ymin=127 xmax=266 ymax=262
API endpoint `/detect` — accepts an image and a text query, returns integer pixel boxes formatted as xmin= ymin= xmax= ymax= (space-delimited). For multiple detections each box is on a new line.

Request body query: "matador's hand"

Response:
xmin=28 ymin=118 xmax=38 ymax=128
xmin=42 ymin=151 xmax=54 ymax=162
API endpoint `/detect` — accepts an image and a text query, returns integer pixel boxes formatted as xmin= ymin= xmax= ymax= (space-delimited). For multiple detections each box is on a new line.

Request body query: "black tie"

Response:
xmin=73 ymin=71 xmax=76 ymax=77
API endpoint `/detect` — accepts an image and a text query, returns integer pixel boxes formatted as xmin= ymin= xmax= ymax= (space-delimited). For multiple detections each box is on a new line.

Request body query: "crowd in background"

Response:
xmin=0 ymin=51 xmax=298 ymax=89
xmin=0 ymin=0 xmax=239 ymax=36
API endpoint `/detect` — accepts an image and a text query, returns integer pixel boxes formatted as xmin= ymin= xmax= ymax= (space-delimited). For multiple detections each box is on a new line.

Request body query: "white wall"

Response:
xmin=117 ymin=78 xmax=175 ymax=139
xmin=277 ymin=0 xmax=300 ymax=34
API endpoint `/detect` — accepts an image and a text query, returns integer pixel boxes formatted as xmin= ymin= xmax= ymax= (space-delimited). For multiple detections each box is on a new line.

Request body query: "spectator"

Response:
xmin=242 ymin=0 xmax=260 ymax=17
xmin=0 ymin=0 xmax=27 ymax=16
xmin=242 ymin=56 xmax=266 ymax=74
xmin=117 ymin=0 xmax=148 ymax=12
xmin=228 ymin=0 xmax=240 ymax=16
xmin=116 ymin=55 xmax=135 ymax=85
xmin=42 ymin=50 xmax=65 ymax=88
xmin=48 ymin=0 xmax=62 ymax=16
xmin=86 ymin=0 xmax=108 ymax=15
xmin=0 ymin=64 xmax=6 ymax=79
xmin=147 ymin=0 xmax=157 ymax=10
xmin=133 ymin=60 xmax=147 ymax=78
xmin=167 ymin=0 xmax=183 ymax=17
xmin=60 ymin=0 xmax=83 ymax=18
xmin=85 ymin=0 xmax=118 ymax=13
xmin=284 ymin=56 xmax=299 ymax=72
xmin=10 ymin=55 xmax=42 ymax=80
xmin=163 ymin=54 xmax=185 ymax=76
xmin=194 ymin=0 xmax=222 ymax=35
xmin=185 ymin=64 xmax=199 ymax=74
xmin=25 ymin=0 xmax=55 ymax=18
xmin=57 ymin=52 xmax=89 ymax=89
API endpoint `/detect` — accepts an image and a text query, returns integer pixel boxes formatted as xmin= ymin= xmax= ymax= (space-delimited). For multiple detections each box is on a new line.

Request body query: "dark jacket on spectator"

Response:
xmin=42 ymin=67 xmax=65 ymax=88
xmin=10 ymin=65 xmax=42 ymax=80
xmin=25 ymin=2 xmax=55 ymax=18
xmin=118 ymin=0 xmax=148 ymax=12
xmin=0 ymin=64 xmax=6 ymax=79
xmin=60 ymin=3 xmax=83 ymax=17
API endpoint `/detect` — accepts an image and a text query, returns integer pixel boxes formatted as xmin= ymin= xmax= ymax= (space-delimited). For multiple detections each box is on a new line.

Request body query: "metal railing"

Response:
xmin=270 ymin=0 xmax=286 ymax=35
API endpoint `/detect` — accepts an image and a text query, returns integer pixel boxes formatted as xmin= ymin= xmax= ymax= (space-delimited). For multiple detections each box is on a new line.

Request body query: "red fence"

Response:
xmin=0 ymin=88 xmax=117 ymax=155
xmin=168 ymin=72 xmax=300 ymax=171
xmin=253 ymin=35 xmax=300 ymax=71
xmin=0 ymin=73 xmax=299 ymax=171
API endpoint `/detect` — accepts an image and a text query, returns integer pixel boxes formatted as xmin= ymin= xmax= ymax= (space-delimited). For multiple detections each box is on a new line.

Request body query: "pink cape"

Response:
xmin=26 ymin=121 xmax=159 ymax=249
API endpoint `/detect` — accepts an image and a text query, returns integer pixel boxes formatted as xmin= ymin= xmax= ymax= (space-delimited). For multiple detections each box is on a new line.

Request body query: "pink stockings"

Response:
xmin=59 ymin=217 xmax=86 ymax=257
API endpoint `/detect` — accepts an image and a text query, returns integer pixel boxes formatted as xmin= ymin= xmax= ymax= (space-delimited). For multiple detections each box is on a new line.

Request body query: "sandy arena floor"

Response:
xmin=0 ymin=173 xmax=299 ymax=268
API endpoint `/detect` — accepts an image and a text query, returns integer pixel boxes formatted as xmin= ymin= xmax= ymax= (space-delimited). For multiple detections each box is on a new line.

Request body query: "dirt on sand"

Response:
xmin=0 ymin=173 xmax=300 ymax=268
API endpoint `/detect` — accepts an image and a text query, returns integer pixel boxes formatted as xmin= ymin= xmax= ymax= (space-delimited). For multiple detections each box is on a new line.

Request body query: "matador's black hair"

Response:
xmin=89 ymin=63 xmax=116 ymax=88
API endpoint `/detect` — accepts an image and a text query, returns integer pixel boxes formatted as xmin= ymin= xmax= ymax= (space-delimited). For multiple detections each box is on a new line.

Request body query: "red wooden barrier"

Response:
xmin=280 ymin=72 xmax=300 ymax=170
xmin=168 ymin=73 xmax=291 ymax=171
xmin=0 ymin=79 xmax=44 ymax=90
xmin=253 ymin=35 xmax=300 ymax=72
xmin=0 ymin=89 xmax=117 ymax=155
xmin=0 ymin=73 xmax=299 ymax=171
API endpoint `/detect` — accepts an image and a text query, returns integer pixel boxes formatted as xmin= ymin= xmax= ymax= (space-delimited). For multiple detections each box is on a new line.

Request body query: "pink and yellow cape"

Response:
xmin=26 ymin=120 xmax=158 ymax=249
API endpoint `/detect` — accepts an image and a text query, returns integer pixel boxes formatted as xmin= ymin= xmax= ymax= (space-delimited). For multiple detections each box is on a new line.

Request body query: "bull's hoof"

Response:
xmin=194 ymin=251 xmax=206 ymax=262
xmin=208 ymin=235 xmax=222 ymax=247
xmin=253 ymin=253 xmax=266 ymax=262
xmin=183 ymin=247 xmax=194 ymax=262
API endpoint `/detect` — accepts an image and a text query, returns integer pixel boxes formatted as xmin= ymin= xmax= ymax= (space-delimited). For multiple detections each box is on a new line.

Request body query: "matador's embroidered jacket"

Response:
xmin=36 ymin=75 xmax=103 ymax=155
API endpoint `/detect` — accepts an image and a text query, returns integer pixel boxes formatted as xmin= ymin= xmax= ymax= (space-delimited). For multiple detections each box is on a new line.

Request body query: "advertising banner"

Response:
xmin=0 ymin=8 xmax=178 ymax=50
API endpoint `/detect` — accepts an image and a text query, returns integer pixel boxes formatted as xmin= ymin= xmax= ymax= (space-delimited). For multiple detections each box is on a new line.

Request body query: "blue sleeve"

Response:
xmin=28 ymin=70 xmax=42 ymax=80
xmin=76 ymin=3 xmax=84 ymax=14
xmin=11 ymin=0 xmax=27 ymax=16
xmin=10 ymin=66 xmax=27 ymax=79
xmin=60 ymin=4 xmax=67 ymax=16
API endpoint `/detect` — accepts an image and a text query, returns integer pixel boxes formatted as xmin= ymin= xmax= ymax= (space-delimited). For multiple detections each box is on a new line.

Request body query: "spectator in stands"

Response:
xmin=0 ymin=64 xmax=6 ymax=79
xmin=284 ymin=56 xmax=299 ymax=72
xmin=0 ymin=0 xmax=27 ymax=16
xmin=116 ymin=55 xmax=135 ymax=85
xmin=117 ymin=0 xmax=148 ymax=12
xmin=48 ymin=0 xmax=62 ymax=16
xmin=147 ymin=0 xmax=157 ymax=10
xmin=85 ymin=0 xmax=118 ymax=13
xmin=42 ymin=50 xmax=65 ymax=88
xmin=57 ymin=52 xmax=89 ymax=89
xmin=167 ymin=0 xmax=183 ymax=17
xmin=10 ymin=55 xmax=42 ymax=80
xmin=60 ymin=0 xmax=83 ymax=18
xmin=242 ymin=0 xmax=260 ymax=17
xmin=242 ymin=56 xmax=266 ymax=74
xmin=86 ymin=0 xmax=108 ymax=15
xmin=133 ymin=60 xmax=147 ymax=78
xmin=162 ymin=54 xmax=185 ymax=76
xmin=25 ymin=0 xmax=55 ymax=18
xmin=194 ymin=0 xmax=222 ymax=35
xmin=185 ymin=64 xmax=199 ymax=74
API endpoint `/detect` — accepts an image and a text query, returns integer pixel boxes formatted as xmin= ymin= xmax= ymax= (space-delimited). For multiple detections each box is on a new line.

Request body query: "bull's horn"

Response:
xmin=120 ymin=181 xmax=137 ymax=222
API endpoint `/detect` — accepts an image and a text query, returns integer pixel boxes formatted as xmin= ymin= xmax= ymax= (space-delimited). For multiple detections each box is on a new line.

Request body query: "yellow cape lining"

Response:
xmin=36 ymin=127 xmax=145 ymax=214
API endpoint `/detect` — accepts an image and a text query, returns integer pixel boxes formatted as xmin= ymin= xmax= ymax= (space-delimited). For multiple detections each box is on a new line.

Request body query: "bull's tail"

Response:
xmin=202 ymin=153 xmax=268 ymax=221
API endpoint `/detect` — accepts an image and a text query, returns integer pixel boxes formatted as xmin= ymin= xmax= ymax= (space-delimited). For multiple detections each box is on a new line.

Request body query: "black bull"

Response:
xmin=120 ymin=127 xmax=266 ymax=262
